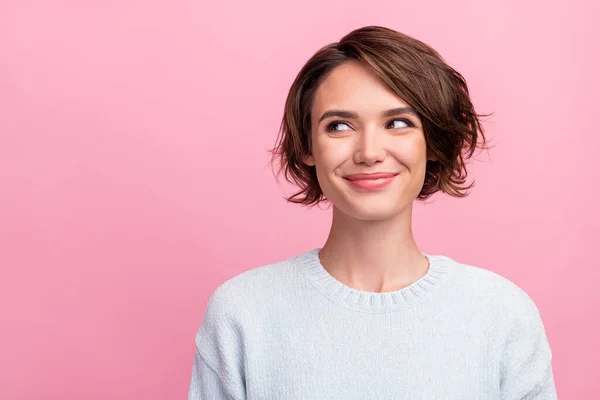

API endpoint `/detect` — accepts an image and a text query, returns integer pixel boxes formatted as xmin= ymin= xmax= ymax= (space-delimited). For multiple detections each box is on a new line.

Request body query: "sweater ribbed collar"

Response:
xmin=296 ymin=248 xmax=456 ymax=313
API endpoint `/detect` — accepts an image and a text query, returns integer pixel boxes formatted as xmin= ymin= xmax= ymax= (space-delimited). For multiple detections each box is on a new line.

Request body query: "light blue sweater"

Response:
xmin=188 ymin=248 xmax=557 ymax=399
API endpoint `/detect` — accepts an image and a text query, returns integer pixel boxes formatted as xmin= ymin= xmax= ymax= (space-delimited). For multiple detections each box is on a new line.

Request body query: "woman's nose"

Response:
xmin=353 ymin=128 xmax=386 ymax=165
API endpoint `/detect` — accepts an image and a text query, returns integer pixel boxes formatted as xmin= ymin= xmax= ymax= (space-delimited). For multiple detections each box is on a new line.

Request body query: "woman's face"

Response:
xmin=304 ymin=61 xmax=430 ymax=221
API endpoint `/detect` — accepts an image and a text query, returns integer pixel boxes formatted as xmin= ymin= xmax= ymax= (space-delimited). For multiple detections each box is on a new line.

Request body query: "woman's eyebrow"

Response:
xmin=318 ymin=107 xmax=418 ymax=123
xmin=380 ymin=107 xmax=418 ymax=118
xmin=318 ymin=110 xmax=358 ymax=123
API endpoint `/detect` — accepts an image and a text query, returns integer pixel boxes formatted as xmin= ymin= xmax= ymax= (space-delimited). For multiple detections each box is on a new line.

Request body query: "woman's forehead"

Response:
xmin=312 ymin=63 xmax=411 ymax=117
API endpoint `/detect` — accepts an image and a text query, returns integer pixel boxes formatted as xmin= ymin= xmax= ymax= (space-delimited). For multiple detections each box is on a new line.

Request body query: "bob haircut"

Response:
xmin=270 ymin=25 xmax=491 ymax=206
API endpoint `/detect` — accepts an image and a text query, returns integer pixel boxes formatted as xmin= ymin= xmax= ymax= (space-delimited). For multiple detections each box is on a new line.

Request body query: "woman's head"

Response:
xmin=270 ymin=26 xmax=490 ymax=219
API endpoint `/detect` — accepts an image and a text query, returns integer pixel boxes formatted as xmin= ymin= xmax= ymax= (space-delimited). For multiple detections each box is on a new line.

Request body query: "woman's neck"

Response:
xmin=317 ymin=204 xmax=429 ymax=293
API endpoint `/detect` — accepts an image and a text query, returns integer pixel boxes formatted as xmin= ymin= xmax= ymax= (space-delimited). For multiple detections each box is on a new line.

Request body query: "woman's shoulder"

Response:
xmin=444 ymin=255 xmax=543 ymax=321
xmin=201 ymin=251 xmax=303 ymax=315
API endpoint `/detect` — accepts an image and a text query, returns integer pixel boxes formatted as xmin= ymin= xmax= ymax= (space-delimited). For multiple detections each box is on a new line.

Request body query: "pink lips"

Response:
xmin=343 ymin=172 xmax=399 ymax=191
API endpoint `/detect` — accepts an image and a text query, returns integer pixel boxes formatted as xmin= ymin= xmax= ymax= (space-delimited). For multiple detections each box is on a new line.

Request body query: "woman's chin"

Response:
xmin=336 ymin=200 xmax=408 ymax=221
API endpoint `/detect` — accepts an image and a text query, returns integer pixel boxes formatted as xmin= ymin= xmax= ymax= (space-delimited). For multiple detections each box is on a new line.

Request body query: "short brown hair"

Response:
xmin=269 ymin=25 xmax=491 ymax=206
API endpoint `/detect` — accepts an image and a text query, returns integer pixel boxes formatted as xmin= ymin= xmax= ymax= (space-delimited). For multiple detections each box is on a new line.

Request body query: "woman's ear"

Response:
xmin=303 ymin=154 xmax=315 ymax=166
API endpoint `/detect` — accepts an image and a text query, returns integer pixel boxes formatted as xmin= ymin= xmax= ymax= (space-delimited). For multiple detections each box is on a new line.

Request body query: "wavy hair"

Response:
xmin=269 ymin=26 xmax=492 ymax=206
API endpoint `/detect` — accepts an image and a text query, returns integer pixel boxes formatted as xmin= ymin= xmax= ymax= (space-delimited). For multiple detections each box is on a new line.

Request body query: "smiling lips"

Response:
xmin=343 ymin=172 xmax=399 ymax=191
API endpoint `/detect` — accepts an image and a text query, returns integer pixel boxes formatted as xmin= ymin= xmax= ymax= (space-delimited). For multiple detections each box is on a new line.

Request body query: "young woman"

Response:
xmin=188 ymin=26 xmax=556 ymax=399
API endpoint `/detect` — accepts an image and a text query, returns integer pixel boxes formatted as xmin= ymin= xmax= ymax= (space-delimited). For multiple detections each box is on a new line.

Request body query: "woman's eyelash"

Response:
xmin=386 ymin=118 xmax=415 ymax=128
xmin=325 ymin=118 xmax=414 ymax=132
xmin=325 ymin=121 xmax=351 ymax=132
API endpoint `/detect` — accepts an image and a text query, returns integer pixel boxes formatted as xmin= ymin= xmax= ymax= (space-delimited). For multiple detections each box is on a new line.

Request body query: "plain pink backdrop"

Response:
xmin=1 ymin=0 xmax=598 ymax=398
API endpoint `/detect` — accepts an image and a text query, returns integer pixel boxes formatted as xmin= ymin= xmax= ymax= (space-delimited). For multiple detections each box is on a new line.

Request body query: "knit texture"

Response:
xmin=188 ymin=248 xmax=556 ymax=399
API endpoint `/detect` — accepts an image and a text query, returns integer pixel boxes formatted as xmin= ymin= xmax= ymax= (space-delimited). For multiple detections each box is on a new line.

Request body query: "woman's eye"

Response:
xmin=387 ymin=119 xmax=412 ymax=129
xmin=326 ymin=122 xmax=351 ymax=132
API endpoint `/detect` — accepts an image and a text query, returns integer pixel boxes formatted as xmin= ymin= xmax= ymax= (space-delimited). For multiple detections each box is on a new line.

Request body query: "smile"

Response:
xmin=343 ymin=173 xmax=399 ymax=191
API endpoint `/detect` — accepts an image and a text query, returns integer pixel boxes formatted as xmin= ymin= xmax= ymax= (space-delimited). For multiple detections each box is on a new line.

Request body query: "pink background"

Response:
xmin=1 ymin=1 xmax=598 ymax=398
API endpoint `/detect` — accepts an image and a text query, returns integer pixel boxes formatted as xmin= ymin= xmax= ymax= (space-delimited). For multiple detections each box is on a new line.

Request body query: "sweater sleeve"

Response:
xmin=188 ymin=348 xmax=240 ymax=400
xmin=500 ymin=291 xmax=557 ymax=399
xmin=188 ymin=286 xmax=246 ymax=400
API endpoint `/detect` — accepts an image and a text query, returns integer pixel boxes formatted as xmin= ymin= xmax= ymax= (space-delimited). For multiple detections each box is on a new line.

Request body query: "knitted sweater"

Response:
xmin=188 ymin=248 xmax=557 ymax=399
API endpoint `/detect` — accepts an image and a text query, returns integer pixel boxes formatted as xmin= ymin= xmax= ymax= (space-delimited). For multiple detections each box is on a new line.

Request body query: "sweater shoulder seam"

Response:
xmin=197 ymin=350 xmax=244 ymax=400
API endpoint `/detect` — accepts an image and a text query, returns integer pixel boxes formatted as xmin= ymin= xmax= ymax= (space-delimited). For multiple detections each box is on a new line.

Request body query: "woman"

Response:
xmin=188 ymin=26 xmax=556 ymax=399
